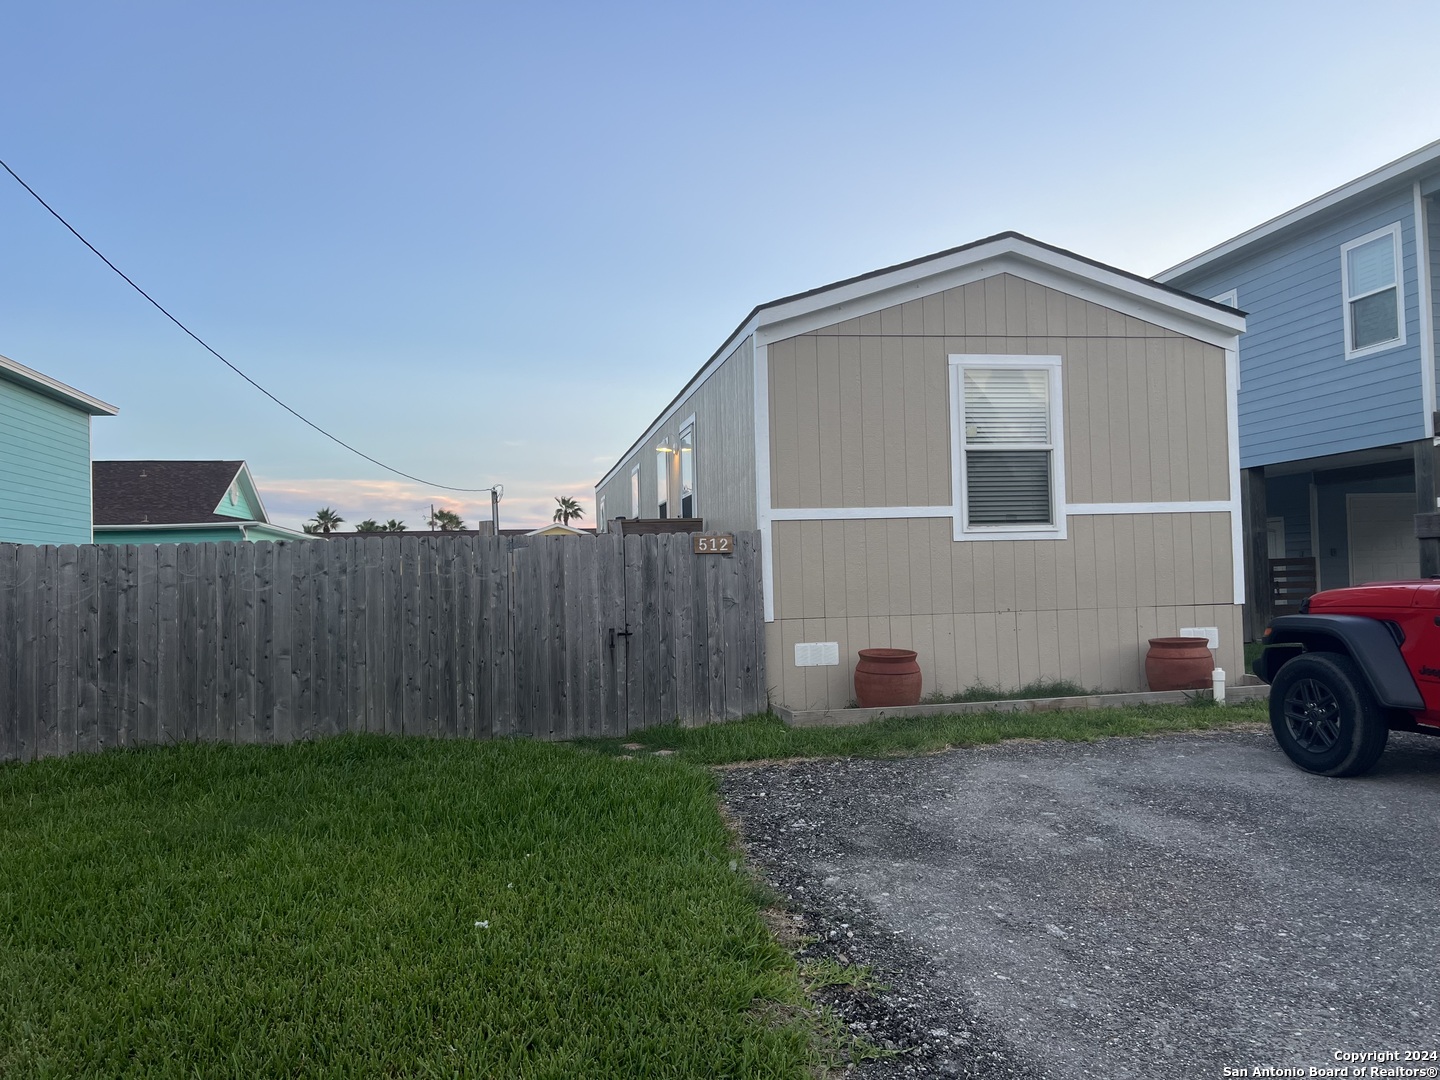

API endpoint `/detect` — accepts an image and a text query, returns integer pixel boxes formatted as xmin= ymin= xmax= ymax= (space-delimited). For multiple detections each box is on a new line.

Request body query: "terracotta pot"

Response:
xmin=1145 ymin=637 xmax=1213 ymax=691
xmin=854 ymin=648 xmax=922 ymax=708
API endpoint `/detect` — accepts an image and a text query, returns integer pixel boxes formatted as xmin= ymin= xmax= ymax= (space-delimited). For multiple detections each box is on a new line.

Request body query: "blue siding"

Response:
xmin=1170 ymin=185 xmax=1427 ymax=467
xmin=0 ymin=378 xmax=94 ymax=545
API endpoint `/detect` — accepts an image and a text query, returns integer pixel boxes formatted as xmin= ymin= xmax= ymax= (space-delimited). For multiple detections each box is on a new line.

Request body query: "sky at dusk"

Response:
xmin=3 ymin=1 xmax=1438 ymax=530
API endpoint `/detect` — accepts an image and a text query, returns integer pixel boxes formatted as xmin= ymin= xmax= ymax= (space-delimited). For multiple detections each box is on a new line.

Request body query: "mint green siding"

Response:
xmin=212 ymin=480 xmax=258 ymax=520
xmin=0 ymin=378 xmax=94 ymax=545
xmin=95 ymin=526 xmax=249 ymax=545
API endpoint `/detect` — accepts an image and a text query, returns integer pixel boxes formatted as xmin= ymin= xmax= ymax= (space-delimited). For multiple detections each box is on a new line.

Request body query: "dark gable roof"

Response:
xmin=93 ymin=460 xmax=246 ymax=526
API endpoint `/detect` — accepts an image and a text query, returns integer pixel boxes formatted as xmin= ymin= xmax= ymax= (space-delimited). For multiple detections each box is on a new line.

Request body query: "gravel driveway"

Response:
xmin=719 ymin=727 xmax=1440 ymax=1079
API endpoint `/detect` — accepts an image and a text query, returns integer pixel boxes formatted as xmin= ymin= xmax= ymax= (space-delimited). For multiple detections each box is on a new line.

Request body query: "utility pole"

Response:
xmin=490 ymin=485 xmax=502 ymax=533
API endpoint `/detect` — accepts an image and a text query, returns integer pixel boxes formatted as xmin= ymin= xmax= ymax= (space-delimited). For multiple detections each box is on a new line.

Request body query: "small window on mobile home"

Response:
xmin=679 ymin=421 xmax=695 ymax=518
xmin=949 ymin=355 xmax=1065 ymax=541
xmin=598 ymin=495 xmax=606 ymax=533
xmin=656 ymin=441 xmax=670 ymax=519
xmin=1341 ymin=223 xmax=1405 ymax=358
xmin=630 ymin=465 xmax=640 ymax=518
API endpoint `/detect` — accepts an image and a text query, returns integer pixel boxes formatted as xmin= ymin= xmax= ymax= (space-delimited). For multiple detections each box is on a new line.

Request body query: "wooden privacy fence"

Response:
xmin=0 ymin=532 xmax=766 ymax=762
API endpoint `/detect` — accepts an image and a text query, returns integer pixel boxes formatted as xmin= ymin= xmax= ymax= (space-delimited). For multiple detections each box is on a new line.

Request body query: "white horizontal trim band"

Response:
xmin=1067 ymin=501 xmax=1233 ymax=515
xmin=767 ymin=501 xmax=1233 ymax=522
xmin=768 ymin=505 xmax=953 ymax=521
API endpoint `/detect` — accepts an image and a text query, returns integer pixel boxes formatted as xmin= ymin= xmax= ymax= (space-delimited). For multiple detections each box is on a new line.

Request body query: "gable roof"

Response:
xmin=93 ymin=460 xmax=265 ymax=526
xmin=0 ymin=352 xmax=118 ymax=415
xmin=1157 ymin=138 xmax=1440 ymax=282
xmin=598 ymin=231 xmax=1245 ymax=489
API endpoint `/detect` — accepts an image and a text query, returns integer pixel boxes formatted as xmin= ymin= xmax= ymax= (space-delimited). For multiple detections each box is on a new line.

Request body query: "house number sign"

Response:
xmin=692 ymin=534 xmax=734 ymax=554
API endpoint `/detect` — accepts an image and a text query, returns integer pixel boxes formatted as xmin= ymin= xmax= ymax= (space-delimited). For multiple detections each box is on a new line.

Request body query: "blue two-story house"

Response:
xmin=1158 ymin=141 xmax=1440 ymax=635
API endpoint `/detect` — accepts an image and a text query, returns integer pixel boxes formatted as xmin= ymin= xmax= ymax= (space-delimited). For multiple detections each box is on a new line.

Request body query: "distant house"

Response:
xmin=1 ymin=352 xmax=118 ymax=545
xmin=92 ymin=460 xmax=311 ymax=544
xmin=596 ymin=233 xmax=1247 ymax=710
xmin=1158 ymin=140 xmax=1440 ymax=630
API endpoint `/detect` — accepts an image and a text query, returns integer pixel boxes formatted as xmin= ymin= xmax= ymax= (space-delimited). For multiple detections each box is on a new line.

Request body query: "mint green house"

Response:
xmin=92 ymin=460 xmax=312 ymax=544
xmin=0 ymin=352 xmax=118 ymax=545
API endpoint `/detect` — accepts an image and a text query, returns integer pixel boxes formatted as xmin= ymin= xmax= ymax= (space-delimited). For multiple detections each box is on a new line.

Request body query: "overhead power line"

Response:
xmin=0 ymin=156 xmax=494 ymax=493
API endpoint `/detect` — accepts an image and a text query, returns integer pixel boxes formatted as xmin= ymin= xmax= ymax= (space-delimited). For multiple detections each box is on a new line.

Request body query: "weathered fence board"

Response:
xmin=1 ymin=532 xmax=764 ymax=761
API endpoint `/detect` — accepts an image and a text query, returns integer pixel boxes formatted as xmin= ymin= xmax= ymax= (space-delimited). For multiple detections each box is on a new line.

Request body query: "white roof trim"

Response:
xmin=525 ymin=523 xmax=587 ymax=536
xmin=596 ymin=233 xmax=1243 ymax=492
xmin=1157 ymin=138 xmax=1440 ymax=282
xmin=0 ymin=352 xmax=118 ymax=415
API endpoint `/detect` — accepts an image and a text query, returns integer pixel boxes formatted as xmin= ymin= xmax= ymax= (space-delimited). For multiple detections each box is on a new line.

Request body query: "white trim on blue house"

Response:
xmin=1157 ymin=138 xmax=1440 ymax=281
xmin=1415 ymin=182 xmax=1438 ymax=438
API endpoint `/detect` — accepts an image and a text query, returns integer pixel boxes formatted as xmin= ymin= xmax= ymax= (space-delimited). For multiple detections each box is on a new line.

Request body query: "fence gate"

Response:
xmin=506 ymin=532 xmax=765 ymax=738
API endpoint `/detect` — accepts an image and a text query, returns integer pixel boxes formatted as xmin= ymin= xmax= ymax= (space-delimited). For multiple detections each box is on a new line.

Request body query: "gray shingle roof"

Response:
xmin=92 ymin=460 xmax=247 ymax=526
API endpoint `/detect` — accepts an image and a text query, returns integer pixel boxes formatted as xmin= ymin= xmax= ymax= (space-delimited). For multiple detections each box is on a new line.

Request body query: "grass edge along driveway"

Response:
xmin=1 ymin=699 xmax=1265 ymax=1078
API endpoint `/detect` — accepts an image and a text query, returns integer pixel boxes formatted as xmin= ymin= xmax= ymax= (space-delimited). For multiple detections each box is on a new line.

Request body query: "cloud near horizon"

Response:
xmin=257 ymin=476 xmax=599 ymax=532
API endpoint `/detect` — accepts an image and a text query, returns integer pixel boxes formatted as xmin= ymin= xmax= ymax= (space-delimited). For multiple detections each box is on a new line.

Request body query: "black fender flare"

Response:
xmin=1254 ymin=614 xmax=1424 ymax=710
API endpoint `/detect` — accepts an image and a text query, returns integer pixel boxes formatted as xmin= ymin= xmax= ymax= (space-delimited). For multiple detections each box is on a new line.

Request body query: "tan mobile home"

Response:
xmin=596 ymin=233 xmax=1248 ymax=711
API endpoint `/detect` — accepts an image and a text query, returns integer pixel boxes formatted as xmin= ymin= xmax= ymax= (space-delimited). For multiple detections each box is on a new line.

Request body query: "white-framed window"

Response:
xmin=1211 ymin=289 xmax=1238 ymax=308
xmin=656 ymin=441 xmax=671 ymax=519
xmin=598 ymin=495 xmax=606 ymax=532
xmin=1341 ymin=223 xmax=1406 ymax=359
xmin=630 ymin=465 xmax=640 ymax=518
xmin=948 ymin=355 xmax=1066 ymax=541
xmin=679 ymin=417 xmax=695 ymax=518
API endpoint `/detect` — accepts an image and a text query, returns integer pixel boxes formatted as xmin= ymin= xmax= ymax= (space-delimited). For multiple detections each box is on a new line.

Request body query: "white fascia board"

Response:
xmin=595 ymin=324 xmax=758 ymax=491
xmin=768 ymin=505 xmax=952 ymax=520
xmin=233 ymin=463 xmax=272 ymax=527
xmin=753 ymin=340 xmax=774 ymax=622
xmin=0 ymin=353 xmax=119 ymax=415
xmin=1157 ymin=138 xmax=1440 ymax=282
xmin=754 ymin=243 xmax=1245 ymax=349
xmin=1415 ymin=183 xmax=1437 ymax=438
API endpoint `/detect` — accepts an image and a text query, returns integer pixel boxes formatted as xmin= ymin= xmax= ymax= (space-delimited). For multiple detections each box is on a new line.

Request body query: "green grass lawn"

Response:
xmin=581 ymin=698 xmax=1269 ymax=766
xmin=0 ymin=737 xmax=819 ymax=1078
xmin=1 ymin=700 xmax=1271 ymax=1077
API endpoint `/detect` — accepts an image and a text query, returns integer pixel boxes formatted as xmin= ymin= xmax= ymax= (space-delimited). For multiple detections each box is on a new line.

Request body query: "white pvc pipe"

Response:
xmin=1212 ymin=667 xmax=1227 ymax=704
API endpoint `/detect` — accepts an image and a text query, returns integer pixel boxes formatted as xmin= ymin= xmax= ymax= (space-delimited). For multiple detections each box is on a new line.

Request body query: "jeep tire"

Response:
xmin=1268 ymin=651 xmax=1389 ymax=777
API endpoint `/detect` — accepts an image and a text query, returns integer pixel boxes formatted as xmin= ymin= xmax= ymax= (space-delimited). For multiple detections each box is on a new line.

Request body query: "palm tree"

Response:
xmin=383 ymin=519 xmax=406 ymax=532
xmin=301 ymin=523 xmax=320 ymax=535
xmin=308 ymin=507 xmax=345 ymax=535
xmin=553 ymin=496 xmax=585 ymax=525
xmin=428 ymin=507 xmax=464 ymax=531
xmin=355 ymin=519 xmax=382 ymax=533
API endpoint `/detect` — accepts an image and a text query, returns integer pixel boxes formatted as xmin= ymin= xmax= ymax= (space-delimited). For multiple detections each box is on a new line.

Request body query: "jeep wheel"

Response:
xmin=1268 ymin=652 xmax=1388 ymax=777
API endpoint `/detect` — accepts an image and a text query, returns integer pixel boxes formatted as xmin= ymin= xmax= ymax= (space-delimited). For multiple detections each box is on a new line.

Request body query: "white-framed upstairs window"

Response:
xmin=949 ymin=355 xmax=1066 ymax=541
xmin=630 ymin=465 xmax=640 ymax=519
xmin=1211 ymin=289 xmax=1238 ymax=309
xmin=679 ymin=416 xmax=695 ymax=518
xmin=1341 ymin=222 xmax=1406 ymax=359
xmin=598 ymin=494 xmax=606 ymax=532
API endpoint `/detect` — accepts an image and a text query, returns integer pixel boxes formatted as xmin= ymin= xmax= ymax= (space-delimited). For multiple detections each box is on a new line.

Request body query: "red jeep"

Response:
xmin=1253 ymin=580 xmax=1440 ymax=776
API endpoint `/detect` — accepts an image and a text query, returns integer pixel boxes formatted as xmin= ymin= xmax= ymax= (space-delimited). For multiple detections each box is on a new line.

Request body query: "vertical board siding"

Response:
xmin=766 ymin=274 xmax=1230 ymax=507
xmin=768 ymin=513 xmax=1241 ymax=709
xmin=0 ymin=533 xmax=764 ymax=762
xmin=595 ymin=335 xmax=757 ymax=532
